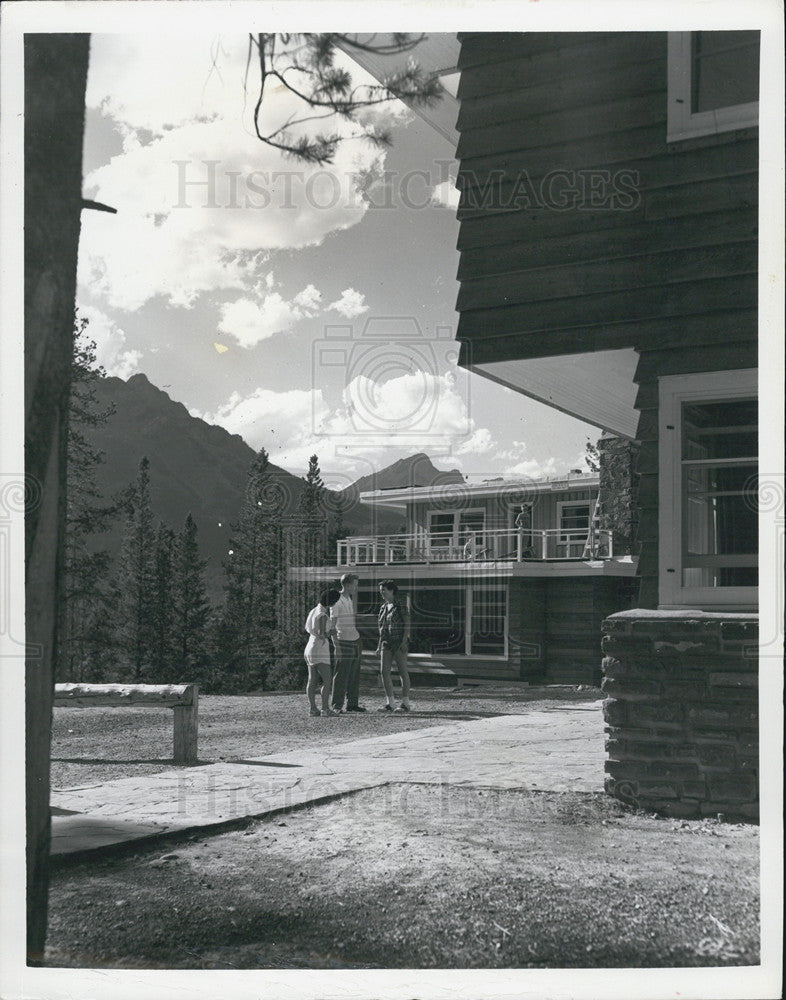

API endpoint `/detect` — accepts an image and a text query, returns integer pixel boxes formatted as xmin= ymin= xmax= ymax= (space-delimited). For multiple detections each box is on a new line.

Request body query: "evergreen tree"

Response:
xmin=59 ymin=317 xmax=117 ymax=682
xmin=297 ymin=454 xmax=328 ymax=566
xmin=220 ymin=448 xmax=282 ymax=686
xmin=298 ymin=454 xmax=325 ymax=517
xmin=149 ymin=523 xmax=176 ymax=680
xmin=248 ymin=34 xmax=443 ymax=165
xmin=172 ymin=513 xmax=211 ymax=677
xmin=327 ymin=492 xmax=349 ymax=566
xmin=114 ymin=457 xmax=157 ymax=680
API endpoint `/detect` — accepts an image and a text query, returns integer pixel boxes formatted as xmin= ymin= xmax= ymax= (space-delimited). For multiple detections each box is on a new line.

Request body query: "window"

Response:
xmin=406 ymin=585 xmax=507 ymax=658
xmin=659 ymin=370 xmax=757 ymax=609
xmin=667 ymin=31 xmax=759 ymax=142
xmin=427 ymin=509 xmax=485 ymax=553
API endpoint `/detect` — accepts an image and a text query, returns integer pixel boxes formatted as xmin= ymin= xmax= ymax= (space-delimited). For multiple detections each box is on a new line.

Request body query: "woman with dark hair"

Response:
xmin=304 ymin=588 xmax=341 ymax=716
xmin=376 ymin=579 xmax=412 ymax=713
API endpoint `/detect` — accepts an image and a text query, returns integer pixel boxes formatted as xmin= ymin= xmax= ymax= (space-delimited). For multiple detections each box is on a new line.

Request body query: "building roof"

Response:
xmin=359 ymin=469 xmax=598 ymax=506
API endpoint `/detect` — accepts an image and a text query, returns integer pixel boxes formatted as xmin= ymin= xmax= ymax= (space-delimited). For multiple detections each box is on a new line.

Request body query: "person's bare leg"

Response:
xmin=379 ymin=648 xmax=395 ymax=708
xmin=318 ymin=663 xmax=332 ymax=712
xmin=395 ymin=646 xmax=411 ymax=708
xmin=306 ymin=664 xmax=320 ymax=714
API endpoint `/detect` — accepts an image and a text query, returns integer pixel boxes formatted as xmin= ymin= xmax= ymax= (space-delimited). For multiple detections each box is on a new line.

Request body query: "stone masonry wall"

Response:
xmin=601 ymin=610 xmax=758 ymax=820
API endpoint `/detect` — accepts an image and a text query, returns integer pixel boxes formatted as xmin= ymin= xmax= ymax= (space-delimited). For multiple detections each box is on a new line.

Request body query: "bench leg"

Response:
xmin=173 ymin=700 xmax=198 ymax=765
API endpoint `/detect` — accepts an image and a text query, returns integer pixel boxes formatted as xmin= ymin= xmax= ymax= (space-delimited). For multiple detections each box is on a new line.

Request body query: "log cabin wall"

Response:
xmin=454 ymin=32 xmax=758 ymax=607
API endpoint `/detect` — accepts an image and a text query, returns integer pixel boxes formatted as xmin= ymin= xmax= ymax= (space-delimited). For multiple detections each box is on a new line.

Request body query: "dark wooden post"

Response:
xmin=24 ymin=34 xmax=90 ymax=963
xmin=173 ymin=684 xmax=199 ymax=765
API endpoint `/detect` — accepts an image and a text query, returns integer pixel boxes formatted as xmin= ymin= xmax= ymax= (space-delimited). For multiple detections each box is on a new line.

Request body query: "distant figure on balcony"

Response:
xmin=514 ymin=508 xmax=535 ymax=559
xmin=462 ymin=532 xmax=488 ymax=561
xmin=329 ymin=572 xmax=365 ymax=713
xmin=376 ymin=580 xmax=411 ymax=713
xmin=304 ymin=589 xmax=341 ymax=717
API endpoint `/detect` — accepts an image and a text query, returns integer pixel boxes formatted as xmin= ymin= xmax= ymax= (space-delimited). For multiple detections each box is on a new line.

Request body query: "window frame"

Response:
xmin=399 ymin=583 xmax=508 ymax=660
xmin=556 ymin=499 xmax=591 ymax=539
xmin=658 ymin=369 xmax=758 ymax=610
xmin=426 ymin=507 xmax=486 ymax=551
xmin=667 ymin=31 xmax=759 ymax=143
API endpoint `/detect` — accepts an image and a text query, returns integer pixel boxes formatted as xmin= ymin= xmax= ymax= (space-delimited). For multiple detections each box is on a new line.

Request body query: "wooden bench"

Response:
xmin=53 ymin=683 xmax=199 ymax=765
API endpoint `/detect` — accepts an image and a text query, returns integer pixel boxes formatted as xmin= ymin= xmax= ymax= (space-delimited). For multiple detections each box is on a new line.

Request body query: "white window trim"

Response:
xmin=427 ymin=507 xmax=486 ymax=549
xmin=667 ymin=32 xmax=759 ymax=143
xmin=556 ymin=499 xmax=591 ymax=538
xmin=658 ymin=369 xmax=757 ymax=610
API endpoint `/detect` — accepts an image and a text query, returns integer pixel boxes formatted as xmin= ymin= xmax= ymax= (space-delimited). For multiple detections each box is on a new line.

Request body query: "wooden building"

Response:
xmin=453 ymin=31 xmax=758 ymax=613
xmin=290 ymin=472 xmax=638 ymax=684
xmin=343 ymin=30 xmax=764 ymax=817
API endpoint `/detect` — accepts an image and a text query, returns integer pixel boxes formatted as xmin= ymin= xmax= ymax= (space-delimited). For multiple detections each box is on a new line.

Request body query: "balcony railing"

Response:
xmin=336 ymin=528 xmax=613 ymax=566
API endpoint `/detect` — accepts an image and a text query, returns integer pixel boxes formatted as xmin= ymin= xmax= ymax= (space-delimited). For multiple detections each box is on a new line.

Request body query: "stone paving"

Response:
xmin=50 ymin=702 xmax=605 ymax=858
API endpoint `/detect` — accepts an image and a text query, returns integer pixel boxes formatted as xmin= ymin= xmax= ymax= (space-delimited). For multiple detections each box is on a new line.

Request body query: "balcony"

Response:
xmin=336 ymin=527 xmax=614 ymax=566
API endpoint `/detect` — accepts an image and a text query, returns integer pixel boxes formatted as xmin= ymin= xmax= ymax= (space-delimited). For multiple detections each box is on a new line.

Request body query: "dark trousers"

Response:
xmin=332 ymin=637 xmax=362 ymax=710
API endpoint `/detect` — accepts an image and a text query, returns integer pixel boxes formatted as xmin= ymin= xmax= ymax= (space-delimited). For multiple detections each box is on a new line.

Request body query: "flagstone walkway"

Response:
xmin=50 ymin=702 xmax=606 ymax=859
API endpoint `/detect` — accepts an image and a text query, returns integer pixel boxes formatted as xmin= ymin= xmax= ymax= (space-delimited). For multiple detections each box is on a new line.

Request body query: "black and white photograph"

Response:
xmin=1 ymin=1 xmax=783 ymax=998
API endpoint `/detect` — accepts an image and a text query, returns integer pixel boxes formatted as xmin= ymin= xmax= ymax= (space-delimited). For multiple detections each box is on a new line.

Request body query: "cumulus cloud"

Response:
xmin=197 ymin=367 xmax=496 ymax=475
xmin=431 ymin=179 xmax=460 ymax=210
xmin=217 ymin=283 xmax=322 ymax=348
xmin=77 ymin=304 xmax=142 ymax=379
xmin=78 ymin=35 xmax=401 ymax=313
xmin=327 ymin=288 xmax=368 ymax=319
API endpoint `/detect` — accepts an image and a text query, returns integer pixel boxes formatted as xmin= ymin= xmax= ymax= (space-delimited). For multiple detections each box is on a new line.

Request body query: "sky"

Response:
xmin=78 ymin=31 xmax=600 ymax=490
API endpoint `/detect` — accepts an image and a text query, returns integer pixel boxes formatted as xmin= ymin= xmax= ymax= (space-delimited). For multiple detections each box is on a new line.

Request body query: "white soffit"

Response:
xmin=338 ymin=33 xmax=461 ymax=148
xmin=474 ymin=348 xmax=641 ymax=439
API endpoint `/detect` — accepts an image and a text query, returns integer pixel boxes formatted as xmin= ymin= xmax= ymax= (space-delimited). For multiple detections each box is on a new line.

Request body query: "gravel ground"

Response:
xmin=51 ymin=683 xmax=601 ymax=788
xmin=45 ymin=785 xmax=760 ymax=969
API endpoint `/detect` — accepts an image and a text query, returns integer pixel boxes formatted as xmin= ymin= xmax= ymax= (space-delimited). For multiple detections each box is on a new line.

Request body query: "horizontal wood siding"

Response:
xmin=543 ymin=578 xmax=634 ymax=684
xmin=409 ymin=488 xmax=597 ymax=535
xmin=508 ymin=578 xmax=546 ymax=679
xmin=454 ymin=32 xmax=757 ymax=365
xmin=455 ymin=32 xmax=758 ymax=610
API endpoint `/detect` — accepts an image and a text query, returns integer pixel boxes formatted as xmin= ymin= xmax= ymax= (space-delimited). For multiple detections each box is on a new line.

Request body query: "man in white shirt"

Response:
xmin=330 ymin=572 xmax=365 ymax=713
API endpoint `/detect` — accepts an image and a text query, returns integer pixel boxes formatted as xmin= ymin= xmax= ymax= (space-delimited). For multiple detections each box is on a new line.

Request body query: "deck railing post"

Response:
xmin=541 ymin=531 xmax=547 ymax=559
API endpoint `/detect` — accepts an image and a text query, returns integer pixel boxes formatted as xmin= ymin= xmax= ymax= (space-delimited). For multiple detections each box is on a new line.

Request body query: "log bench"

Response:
xmin=53 ymin=683 xmax=199 ymax=765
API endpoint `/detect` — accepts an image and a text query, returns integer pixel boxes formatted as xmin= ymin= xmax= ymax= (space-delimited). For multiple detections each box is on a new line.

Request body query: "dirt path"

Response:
xmin=46 ymin=785 xmax=759 ymax=969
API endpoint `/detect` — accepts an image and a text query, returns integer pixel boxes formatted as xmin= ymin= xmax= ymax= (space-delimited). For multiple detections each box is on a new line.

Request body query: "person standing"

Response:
xmin=330 ymin=572 xmax=365 ymax=713
xmin=304 ymin=589 xmax=340 ymax=717
xmin=376 ymin=580 xmax=411 ymax=713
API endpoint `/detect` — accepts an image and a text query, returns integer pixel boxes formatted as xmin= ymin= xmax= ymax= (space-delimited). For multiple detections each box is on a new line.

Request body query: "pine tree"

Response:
xmin=172 ymin=513 xmax=211 ymax=679
xmin=149 ymin=523 xmax=176 ymax=680
xmin=248 ymin=34 xmax=443 ymax=165
xmin=114 ymin=457 xmax=157 ymax=680
xmin=327 ymin=492 xmax=349 ymax=566
xmin=59 ymin=316 xmax=117 ymax=682
xmin=297 ymin=454 xmax=328 ymax=566
xmin=220 ymin=448 xmax=282 ymax=687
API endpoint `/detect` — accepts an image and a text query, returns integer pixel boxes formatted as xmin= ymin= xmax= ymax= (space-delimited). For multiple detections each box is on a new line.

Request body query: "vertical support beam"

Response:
xmin=173 ymin=684 xmax=199 ymax=764
xmin=24 ymin=33 xmax=90 ymax=964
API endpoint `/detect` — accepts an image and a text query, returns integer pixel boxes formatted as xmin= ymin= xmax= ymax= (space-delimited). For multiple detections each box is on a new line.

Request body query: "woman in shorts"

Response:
xmin=304 ymin=589 xmax=341 ymax=716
